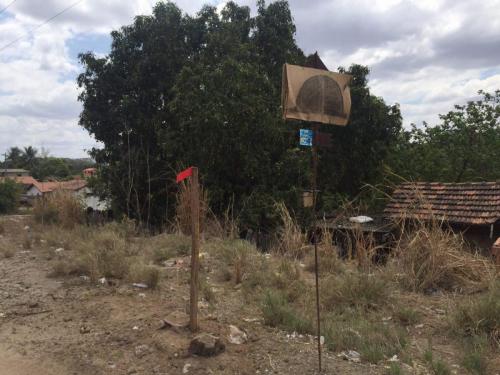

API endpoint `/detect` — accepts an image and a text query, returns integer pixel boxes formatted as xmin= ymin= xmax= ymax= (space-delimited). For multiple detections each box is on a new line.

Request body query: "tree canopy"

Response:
xmin=77 ymin=1 xmax=500 ymax=229
xmin=387 ymin=90 xmax=500 ymax=183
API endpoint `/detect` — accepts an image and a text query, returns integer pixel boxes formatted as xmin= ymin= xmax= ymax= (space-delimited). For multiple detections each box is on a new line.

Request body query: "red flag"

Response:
xmin=176 ymin=167 xmax=193 ymax=183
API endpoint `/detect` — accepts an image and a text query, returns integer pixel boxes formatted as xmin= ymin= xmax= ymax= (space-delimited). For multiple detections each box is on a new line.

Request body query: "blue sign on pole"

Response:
xmin=299 ymin=129 xmax=313 ymax=147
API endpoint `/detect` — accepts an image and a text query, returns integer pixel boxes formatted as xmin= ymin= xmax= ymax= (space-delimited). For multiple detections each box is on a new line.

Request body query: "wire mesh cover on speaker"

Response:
xmin=296 ymin=75 xmax=345 ymax=117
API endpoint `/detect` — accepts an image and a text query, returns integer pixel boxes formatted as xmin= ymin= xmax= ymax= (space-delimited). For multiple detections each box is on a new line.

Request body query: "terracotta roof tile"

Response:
xmin=384 ymin=182 xmax=500 ymax=225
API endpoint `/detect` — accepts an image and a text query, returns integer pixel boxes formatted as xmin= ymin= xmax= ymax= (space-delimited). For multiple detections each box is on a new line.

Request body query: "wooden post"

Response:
xmin=311 ymin=123 xmax=322 ymax=372
xmin=189 ymin=167 xmax=200 ymax=332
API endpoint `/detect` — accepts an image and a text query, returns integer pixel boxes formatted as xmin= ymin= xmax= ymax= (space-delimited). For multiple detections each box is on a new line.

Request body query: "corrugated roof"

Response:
xmin=384 ymin=182 xmax=500 ymax=225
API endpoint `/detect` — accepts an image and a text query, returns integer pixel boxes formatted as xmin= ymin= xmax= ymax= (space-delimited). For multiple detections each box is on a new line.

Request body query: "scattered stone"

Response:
xmin=182 ymin=363 xmax=192 ymax=374
xmin=188 ymin=333 xmax=225 ymax=357
xmin=415 ymin=323 xmax=424 ymax=329
xmin=388 ymin=355 xmax=399 ymax=362
xmin=138 ymin=293 xmax=146 ymax=298
xmin=338 ymin=350 xmax=361 ymax=363
xmin=55 ymin=248 xmax=64 ymax=253
xmin=198 ymin=300 xmax=209 ymax=309
xmin=242 ymin=317 xmax=259 ymax=323
xmin=135 ymin=344 xmax=150 ymax=358
xmin=132 ymin=326 xmax=139 ymax=330
xmin=159 ymin=311 xmax=189 ymax=331
xmin=28 ymin=301 xmax=39 ymax=309
xmin=80 ymin=325 xmax=91 ymax=334
xmin=228 ymin=325 xmax=247 ymax=345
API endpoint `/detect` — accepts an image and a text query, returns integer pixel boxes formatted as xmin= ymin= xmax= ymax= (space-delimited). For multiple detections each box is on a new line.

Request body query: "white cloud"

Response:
xmin=0 ymin=0 xmax=500 ymax=158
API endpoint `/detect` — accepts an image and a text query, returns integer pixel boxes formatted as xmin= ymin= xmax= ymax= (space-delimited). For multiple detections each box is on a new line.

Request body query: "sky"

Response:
xmin=1 ymin=0 xmax=500 ymax=158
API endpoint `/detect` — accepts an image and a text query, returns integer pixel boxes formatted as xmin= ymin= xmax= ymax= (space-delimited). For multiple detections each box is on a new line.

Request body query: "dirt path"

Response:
xmin=0 ymin=216 xmax=386 ymax=375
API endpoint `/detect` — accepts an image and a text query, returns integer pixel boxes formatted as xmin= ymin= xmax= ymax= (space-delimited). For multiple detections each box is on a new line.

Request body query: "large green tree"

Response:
xmin=77 ymin=1 xmax=404 ymax=228
xmin=388 ymin=90 xmax=500 ymax=182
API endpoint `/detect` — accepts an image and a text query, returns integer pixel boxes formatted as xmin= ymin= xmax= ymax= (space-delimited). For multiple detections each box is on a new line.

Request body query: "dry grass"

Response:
xmin=175 ymin=181 xmax=208 ymax=235
xmin=450 ymin=280 xmax=500 ymax=347
xmin=391 ymin=218 xmax=496 ymax=292
xmin=321 ymin=271 xmax=391 ymax=312
xmin=128 ymin=264 xmax=161 ymax=289
xmin=33 ymin=191 xmax=85 ymax=229
xmin=323 ymin=312 xmax=407 ymax=364
xmin=273 ymin=202 xmax=310 ymax=259
xmin=305 ymin=227 xmax=344 ymax=274
xmin=0 ymin=240 xmax=14 ymax=258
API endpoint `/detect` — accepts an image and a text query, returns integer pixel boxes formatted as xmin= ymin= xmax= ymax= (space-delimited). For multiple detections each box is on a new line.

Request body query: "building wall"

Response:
xmin=451 ymin=221 xmax=500 ymax=254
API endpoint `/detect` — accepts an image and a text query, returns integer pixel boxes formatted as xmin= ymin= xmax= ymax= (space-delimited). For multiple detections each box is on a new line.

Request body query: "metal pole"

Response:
xmin=311 ymin=123 xmax=322 ymax=372
xmin=189 ymin=167 xmax=200 ymax=332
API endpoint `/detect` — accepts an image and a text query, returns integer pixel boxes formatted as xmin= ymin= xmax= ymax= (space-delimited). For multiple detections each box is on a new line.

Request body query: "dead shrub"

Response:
xmin=128 ymin=264 xmax=161 ymax=289
xmin=273 ymin=202 xmax=310 ymax=259
xmin=305 ymin=228 xmax=344 ymax=274
xmin=0 ymin=240 xmax=14 ymax=258
xmin=48 ymin=260 xmax=74 ymax=277
xmin=175 ymin=181 xmax=208 ymax=235
xmin=392 ymin=218 xmax=496 ymax=292
xmin=22 ymin=236 xmax=32 ymax=249
xmin=33 ymin=191 xmax=84 ymax=229
xmin=76 ymin=229 xmax=131 ymax=281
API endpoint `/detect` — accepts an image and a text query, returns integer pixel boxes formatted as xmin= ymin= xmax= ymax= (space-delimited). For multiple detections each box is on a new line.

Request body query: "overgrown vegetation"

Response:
xmin=33 ymin=191 xmax=85 ymax=228
xmin=450 ymin=281 xmax=500 ymax=347
xmin=391 ymin=217 xmax=495 ymax=292
xmin=0 ymin=179 xmax=21 ymax=214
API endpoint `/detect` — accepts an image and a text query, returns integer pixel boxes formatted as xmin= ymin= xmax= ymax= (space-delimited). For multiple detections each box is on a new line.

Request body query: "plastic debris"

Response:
xmin=132 ymin=283 xmax=148 ymax=289
xmin=55 ymin=248 xmax=64 ymax=253
xmin=388 ymin=355 xmax=399 ymax=362
xmin=98 ymin=277 xmax=107 ymax=285
xmin=228 ymin=325 xmax=248 ymax=345
xmin=349 ymin=216 xmax=373 ymax=223
xmin=338 ymin=350 xmax=361 ymax=362
xmin=182 ymin=363 xmax=192 ymax=374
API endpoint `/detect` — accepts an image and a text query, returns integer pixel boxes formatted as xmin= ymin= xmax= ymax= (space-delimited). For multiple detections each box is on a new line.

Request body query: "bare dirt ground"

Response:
xmin=1 ymin=215 xmax=499 ymax=374
xmin=0 ymin=215 xmax=390 ymax=375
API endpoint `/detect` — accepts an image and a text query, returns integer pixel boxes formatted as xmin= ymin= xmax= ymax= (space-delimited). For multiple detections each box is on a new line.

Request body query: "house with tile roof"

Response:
xmin=384 ymin=181 xmax=500 ymax=252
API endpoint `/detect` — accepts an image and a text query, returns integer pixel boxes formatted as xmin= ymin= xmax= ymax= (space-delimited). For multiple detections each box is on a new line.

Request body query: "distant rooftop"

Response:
xmin=385 ymin=182 xmax=500 ymax=225
xmin=0 ymin=169 xmax=29 ymax=176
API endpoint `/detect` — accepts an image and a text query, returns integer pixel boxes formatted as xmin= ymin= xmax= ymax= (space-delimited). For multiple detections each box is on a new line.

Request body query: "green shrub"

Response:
xmin=395 ymin=307 xmax=421 ymax=326
xmin=322 ymin=272 xmax=390 ymax=312
xmin=152 ymin=247 xmax=175 ymax=264
xmin=451 ymin=281 xmax=500 ymax=346
xmin=0 ymin=179 xmax=21 ymax=214
xmin=386 ymin=363 xmax=404 ymax=375
xmin=261 ymin=289 xmax=313 ymax=334
xmin=423 ymin=347 xmax=451 ymax=375
xmin=323 ymin=313 xmax=407 ymax=364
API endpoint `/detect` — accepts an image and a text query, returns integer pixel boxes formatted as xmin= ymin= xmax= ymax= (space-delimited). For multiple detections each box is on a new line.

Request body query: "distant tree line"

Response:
xmin=0 ymin=146 xmax=94 ymax=181
xmin=77 ymin=1 xmax=500 ymax=230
